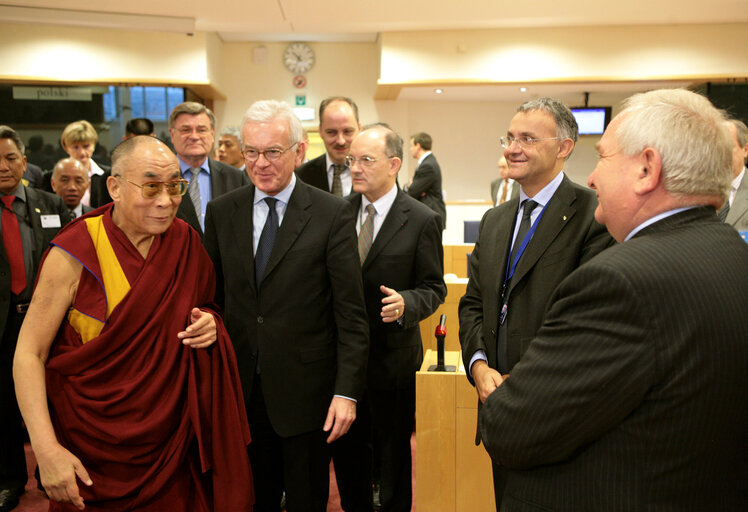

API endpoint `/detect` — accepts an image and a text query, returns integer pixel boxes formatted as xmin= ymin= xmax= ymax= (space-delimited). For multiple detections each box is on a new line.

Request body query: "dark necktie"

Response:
xmin=1 ymin=195 xmax=27 ymax=295
xmin=509 ymin=199 xmax=538 ymax=264
xmin=358 ymin=204 xmax=376 ymax=264
xmin=255 ymin=197 xmax=278 ymax=286
xmin=719 ymin=199 xmax=730 ymax=222
xmin=331 ymin=164 xmax=345 ymax=197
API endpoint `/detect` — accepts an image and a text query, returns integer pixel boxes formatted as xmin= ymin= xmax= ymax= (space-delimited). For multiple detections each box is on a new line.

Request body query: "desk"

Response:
xmin=420 ymin=280 xmax=467 ymax=354
xmin=443 ymin=244 xmax=474 ymax=278
xmin=416 ymin=350 xmax=495 ymax=511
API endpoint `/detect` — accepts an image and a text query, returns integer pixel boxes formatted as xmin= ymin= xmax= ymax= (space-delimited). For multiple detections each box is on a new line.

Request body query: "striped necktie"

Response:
xmin=358 ymin=204 xmax=376 ymax=264
xmin=331 ymin=164 xmax=345 ymax=197
xmin=188 ymin=167 xmax=201 ymax=218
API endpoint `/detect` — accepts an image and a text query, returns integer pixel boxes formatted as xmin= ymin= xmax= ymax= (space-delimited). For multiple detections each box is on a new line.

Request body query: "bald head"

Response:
xmin=51 ymin=158 xmax=89 ymax=209
xmin=112 ymin=136 xmax=177 ymax=179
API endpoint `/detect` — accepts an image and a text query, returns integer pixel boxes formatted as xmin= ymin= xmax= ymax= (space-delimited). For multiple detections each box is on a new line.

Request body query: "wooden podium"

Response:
xmin=415 ymin=350 xmax=496 ymax=511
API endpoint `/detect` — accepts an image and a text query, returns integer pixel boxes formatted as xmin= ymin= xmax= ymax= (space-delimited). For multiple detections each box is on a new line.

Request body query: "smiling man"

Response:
xmin=295 ymin=96 xmax=361 ymax=197
xmin=169 ymin=102 xmax=248 ymax=234
xmin=458 ymin=97 xmax=613 ymax=507
xmin=14 ymin=136 xmax=253 ymax=512
xmin=477 ymin=88 xmax=748 ymax=511
xmin=203 ymin=100 xmax=368 ymax=512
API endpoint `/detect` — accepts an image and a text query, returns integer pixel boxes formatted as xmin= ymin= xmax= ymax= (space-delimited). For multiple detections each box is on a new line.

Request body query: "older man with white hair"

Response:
xmin=479 ymin=89 xmax=748 ymax=511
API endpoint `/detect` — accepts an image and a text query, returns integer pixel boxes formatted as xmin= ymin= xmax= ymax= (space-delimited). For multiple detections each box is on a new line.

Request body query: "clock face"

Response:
xmin=283 ymin=43 xmax=315 ymax=74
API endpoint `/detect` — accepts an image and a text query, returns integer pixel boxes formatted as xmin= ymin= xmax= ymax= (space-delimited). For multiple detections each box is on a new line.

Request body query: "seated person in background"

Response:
xmin=13 ymin=135 xmax=253 ymax=512
xmin=124 ymin=117 xmax=155 ymax=139
xmin=60 ymin=120 xmax=111 ymax=208
xmin=50 ymin=158 xmax=91 ymax=218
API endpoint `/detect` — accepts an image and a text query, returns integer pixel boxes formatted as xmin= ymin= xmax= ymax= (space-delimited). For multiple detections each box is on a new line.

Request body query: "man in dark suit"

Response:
xmin=50 ymin=158 xmax=94 ymax=218
xmin=169 ymin=102 xmax=248 ymax=234
xmin=478 ymin=88 xmax=748 ymax=511
xmin=490 ymin=156 xmax=520 ymax=206
xmin=458 ymin=98 xmax=613 ymax=507
xmin=722 ymin=118 xmax=748 ymax=229
xmin=0 ymin=126 xmax=70 ymax=511
xmin=405 ymin=132 xmax=446 ymax=230
xmin=203 ymin=100 xmax=369 ymax=512
xmin=296 ymin=96 xmax=361 ymax=196
xmin=331 ymin=124 xmax=446 ymax=512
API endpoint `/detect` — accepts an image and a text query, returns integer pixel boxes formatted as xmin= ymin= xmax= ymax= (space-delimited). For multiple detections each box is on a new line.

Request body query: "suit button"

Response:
xmin=257 ymin=316 xmax=263 ymax=324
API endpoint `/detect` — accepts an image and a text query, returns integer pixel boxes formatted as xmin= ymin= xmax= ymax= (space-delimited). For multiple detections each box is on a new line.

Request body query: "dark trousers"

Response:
xmin=330 ymin=393 xmax=373 ymax=512
xmin=0 ymin=309 xmax=28 ymax=490
xmin=491 ymin=461 xmax=507 ymax=511
xmin=247 ymin=377 xmax=331 ymax=512
xmin=333 ymin=385 xmax=415 ymax=512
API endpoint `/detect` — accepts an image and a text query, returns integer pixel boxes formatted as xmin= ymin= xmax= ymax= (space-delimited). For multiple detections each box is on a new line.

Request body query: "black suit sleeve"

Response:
xmin=478 ymin=261 xmax=654 ymax=469
xmin=400 ymin=213 xmax=446 ymax=328
xmin=203 ymin=201 xmax=224 ymax=311
xmin=406 ymin=161 xmax=437 ymax=199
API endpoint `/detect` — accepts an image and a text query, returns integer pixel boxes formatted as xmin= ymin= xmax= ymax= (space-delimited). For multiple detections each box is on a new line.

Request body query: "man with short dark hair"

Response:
xmin=722 ymin=118 xmax=748 ymax=229
xmin=124 ymin=117 xmax=155 ymax=139
xmin=406 ymin=132 xmax=446 ymax=229
xmin=14 ymin=135 xmax=253 ymax=511
xmin=168 ymin=102 xmax=248 ymax=234
xmin=51 ymin=158 xmax=92 ymax=218
xmin=296 ymin=96 xmax=361 ymax=196
xmin=0 ymin=125 xmax=70 ymax=512
xmin=458 ymin=98 xmax=613 ymax=507
xmin=204 ymin=100 xmax=368 ymax=512
xmin=479 ymin=88 xmax=748 ymax=511
xmin=332 ymin=123 xmax=446 ymax=512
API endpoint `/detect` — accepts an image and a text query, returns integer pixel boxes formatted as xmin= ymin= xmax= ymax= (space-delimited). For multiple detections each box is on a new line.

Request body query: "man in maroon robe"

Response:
xmin=13 ymin=136 xmax=253 ymax=511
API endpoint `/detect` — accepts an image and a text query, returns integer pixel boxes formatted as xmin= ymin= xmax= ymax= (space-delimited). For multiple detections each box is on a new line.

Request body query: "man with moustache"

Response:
xmin=168 ymin=102 xmax=248 ymax=234
xmin=217 ymin=126 xmax=246 ymax=171
xmin=14 ymin=136 xmax=253 ymax=512
xmin=479 ymin=88 xmax=748 ymax=511
xmin=0 ymin=126 xmax=70 ymax=512
xmin=296 ymin=97 xmax=361 ymax=196
xmin=51 ymin=158 xmax=92 ymax=218
xmin=458 ymin=98 xmax=613 ymax=507
xmin=204 ymin=100 xmax=368 ymax=512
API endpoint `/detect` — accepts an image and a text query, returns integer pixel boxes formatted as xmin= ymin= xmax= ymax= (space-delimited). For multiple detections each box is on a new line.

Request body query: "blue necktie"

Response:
xmin=255 ymin=197 xmax=278 ymax=286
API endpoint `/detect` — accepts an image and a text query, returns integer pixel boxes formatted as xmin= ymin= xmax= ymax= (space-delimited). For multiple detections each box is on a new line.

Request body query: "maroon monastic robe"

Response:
xmin=42 ymin=205 xmax=253 ymax=511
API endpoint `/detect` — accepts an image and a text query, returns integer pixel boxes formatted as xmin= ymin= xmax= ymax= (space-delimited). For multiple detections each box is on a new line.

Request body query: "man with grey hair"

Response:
xmin=168 ymin=102 xmax=248 ymax=234
xmin=721 ymin=118 xmax=748 ymax=229
xmin=203 ymin=100 xmax=369 ymax=512
xmin=478 ymin=88 xmax=748 ymax=510
xmin=217 ymin=125 xmax=245 ymax=171
xmin=458 ymin=97 xmax=613 ymax=507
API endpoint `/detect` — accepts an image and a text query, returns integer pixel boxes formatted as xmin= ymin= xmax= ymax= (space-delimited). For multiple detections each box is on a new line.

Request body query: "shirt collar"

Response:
xmin=254 ymin=173 xmax=296 ymax=205
xmin=518 ymin=171 xmax=565 ymax=208
xmin=361 ymin=183 xmax=398 ymax=217
xmin=417 ymin=151 xmax=432 ymax=166
xmin=89 ymin=159 xmax=105 ymax=176
xmin=1 ymin=182 xmax=26 ymax=202
xmin=732 ymin=167 xmax=745 ymax=191
xmin=624 ymin=206 xmax=696 ymax=241
xmin=178 ymin=157 xmax=211 ymax=175
xmin=325 ymin=153 xmax=348 ymax=172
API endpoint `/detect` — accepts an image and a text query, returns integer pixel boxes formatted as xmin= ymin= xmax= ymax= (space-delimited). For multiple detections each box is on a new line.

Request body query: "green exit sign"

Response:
xmin=295 ymin=95 xmax=306 ymax=106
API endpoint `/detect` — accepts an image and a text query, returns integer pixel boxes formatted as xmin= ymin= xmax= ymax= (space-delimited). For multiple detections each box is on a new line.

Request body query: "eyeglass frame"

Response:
xmin=241 ymin=143 xmax=298 ymax=162
xmin=116 ymin=176 xmax=189 ymax=198
xmin=500 ymin=135 xmax=565 ymax=149
xmin=345 ymin=154 xmax=396 ymax=170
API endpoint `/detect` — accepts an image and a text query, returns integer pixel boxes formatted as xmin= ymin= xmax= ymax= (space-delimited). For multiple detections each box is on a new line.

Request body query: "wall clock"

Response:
xmin=283 ymin=43 xmax=315 ymax=74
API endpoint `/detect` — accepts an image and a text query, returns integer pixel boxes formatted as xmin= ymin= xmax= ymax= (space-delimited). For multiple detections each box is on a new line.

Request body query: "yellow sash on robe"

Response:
xmin=67 ymin=215 xmax=132 ymax=343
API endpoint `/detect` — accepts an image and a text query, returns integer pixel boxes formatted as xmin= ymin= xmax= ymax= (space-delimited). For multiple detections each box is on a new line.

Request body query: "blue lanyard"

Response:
xmin=503 ymin=201 xmax=548 ymax=289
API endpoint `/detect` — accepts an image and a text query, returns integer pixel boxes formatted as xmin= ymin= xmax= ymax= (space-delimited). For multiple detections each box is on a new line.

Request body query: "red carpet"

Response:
xmin=17 ymin=436 xmax=416 ymax=511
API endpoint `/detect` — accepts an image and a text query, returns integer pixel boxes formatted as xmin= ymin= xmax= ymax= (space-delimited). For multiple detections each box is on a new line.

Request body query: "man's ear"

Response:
xmin=635 ymin=147 xmax=663 ymax=195
xmin=557 ymin=139 xmax=574 ymax=160
xmin=107 ymin=175 xmax=121 ymax=201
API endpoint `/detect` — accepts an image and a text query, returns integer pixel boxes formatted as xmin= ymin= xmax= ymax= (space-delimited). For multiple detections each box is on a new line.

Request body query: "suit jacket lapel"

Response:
xmin=229 ymin=186 xmax=258 ymax=294
xmin=261 ymin=181 xmax=311 ymax=283
xmin=509 ymin=176 xmax=576 ymax=294
xmin=25 ymin=187 xmax=47 ymax=265
xmin=209 ymin=159 xmax=227 ymax=198
xmin=492 ymin=199 xmax=519 ymax=297
xmin=363 ymin=190 xmax=408 ymax=269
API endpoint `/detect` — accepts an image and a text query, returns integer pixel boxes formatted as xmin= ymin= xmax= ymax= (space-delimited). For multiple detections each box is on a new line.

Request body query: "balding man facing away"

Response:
xmin=14 ymin=136 xmax=253 ymax=512
xmin=480 ymin=89 xmax=748 ymax=511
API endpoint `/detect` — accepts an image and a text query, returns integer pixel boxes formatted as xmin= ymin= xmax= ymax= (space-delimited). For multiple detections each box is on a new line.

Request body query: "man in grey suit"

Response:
xmin=295 ymin=97 xmax=361 ymax=196
xmin=722 ymin=118 xmax=748 ymax=230
xmin=490 ymin=156 xmax=520 ymax=206
xmin=479 ymin=89 xmax=748 ymax=511
xmin=203 ymin=100 xmax=369 ymax=512
xmin=0 ymin=126 xmax=70 ymax=511
xmin=169 ymin=102 xmax=248 ymax=234
xmin=458 ymin=97 xmax=613 ymax=507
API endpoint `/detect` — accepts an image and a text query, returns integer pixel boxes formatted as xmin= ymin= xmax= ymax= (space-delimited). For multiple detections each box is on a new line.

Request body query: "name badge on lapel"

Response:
xmin=40 ymin=214 xmax=61 ymax=228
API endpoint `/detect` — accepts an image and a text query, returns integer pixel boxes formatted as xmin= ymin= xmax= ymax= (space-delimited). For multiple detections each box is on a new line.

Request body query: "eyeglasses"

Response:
xmin=500 ymin=136 xmax=564 ymax=148
xmin=117 ymin=176 xmax=188 ymax=198
xmin=242 ymin=144 xmax=297 ymax=162
xmin=345 ymin=155 xmax=391 ymax=170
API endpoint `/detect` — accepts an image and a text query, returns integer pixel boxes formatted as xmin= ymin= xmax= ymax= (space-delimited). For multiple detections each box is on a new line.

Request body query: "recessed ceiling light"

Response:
xmin=434 ymin=88 xmax=443 ymax=94
xmin=520 ymin=87 xmax=528 ymax=93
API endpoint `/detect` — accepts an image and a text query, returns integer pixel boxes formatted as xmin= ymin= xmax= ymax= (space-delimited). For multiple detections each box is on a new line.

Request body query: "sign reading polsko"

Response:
xmin=13 ymin=86 xmax=92 ymax=101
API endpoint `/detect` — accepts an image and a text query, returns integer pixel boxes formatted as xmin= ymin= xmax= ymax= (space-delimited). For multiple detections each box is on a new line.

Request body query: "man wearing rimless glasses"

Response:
xmin=14 ymin=136 xmax=254 ymax=511
xmin=458 ymin=98 xmax=614 ymax=508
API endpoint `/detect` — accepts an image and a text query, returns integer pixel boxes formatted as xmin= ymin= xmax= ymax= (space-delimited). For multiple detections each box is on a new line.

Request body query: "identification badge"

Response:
xmin=499 ymin=303 xmax=508 ymax=325
xmin=40 ymin=214 xmax=61 ymax=228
